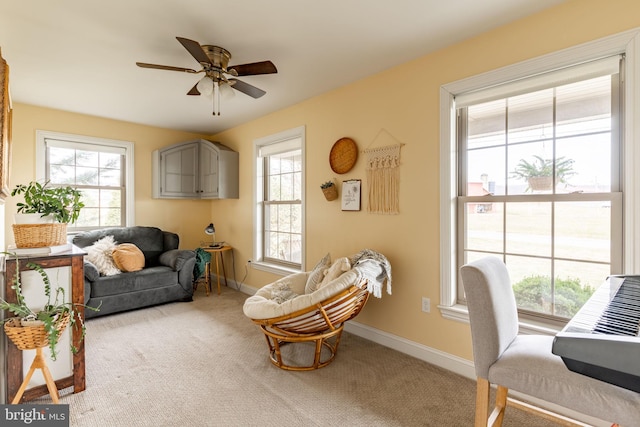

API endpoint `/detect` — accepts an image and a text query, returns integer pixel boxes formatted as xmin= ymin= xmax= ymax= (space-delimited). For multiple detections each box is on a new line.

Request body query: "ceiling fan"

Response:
xmin=136 ymin=36 xmax=277 ymax=115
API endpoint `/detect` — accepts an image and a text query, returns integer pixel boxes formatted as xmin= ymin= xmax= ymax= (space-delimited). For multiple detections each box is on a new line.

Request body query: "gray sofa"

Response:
xmin=72 ymin=226 xmax=196 ymax=319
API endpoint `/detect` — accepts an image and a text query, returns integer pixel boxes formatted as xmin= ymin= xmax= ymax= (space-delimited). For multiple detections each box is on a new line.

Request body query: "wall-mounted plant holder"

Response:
xmin=321 ymin=181 xmax=338 ymax=201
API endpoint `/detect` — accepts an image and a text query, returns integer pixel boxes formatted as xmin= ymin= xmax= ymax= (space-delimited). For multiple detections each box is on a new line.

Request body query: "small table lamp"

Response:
xmin=204 ymin=223 xmax=216 ymax=247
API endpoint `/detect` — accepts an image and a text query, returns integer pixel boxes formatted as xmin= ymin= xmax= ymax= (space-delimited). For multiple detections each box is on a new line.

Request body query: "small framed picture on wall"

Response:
xmin=341 ymin=179 xmax=361 ymax=211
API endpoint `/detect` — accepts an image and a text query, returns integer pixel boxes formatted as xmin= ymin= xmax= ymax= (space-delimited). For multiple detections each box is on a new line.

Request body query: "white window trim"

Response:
xmin=35 ymin=130 xmax=135 ymax=226
xmin=252 ymin=125 xmax=306 ymax=276
xmin=439 ymin=29 xmax=640 ymax=334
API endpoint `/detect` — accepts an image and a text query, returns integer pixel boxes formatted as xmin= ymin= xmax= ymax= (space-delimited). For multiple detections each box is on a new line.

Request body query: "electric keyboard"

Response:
xmin=552 ymin=275 xmax=640 ymax=392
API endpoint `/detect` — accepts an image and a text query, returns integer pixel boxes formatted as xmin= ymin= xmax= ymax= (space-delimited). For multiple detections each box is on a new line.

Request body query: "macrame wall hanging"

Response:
xmin=363 ymin=129 xmax=404 ymax=214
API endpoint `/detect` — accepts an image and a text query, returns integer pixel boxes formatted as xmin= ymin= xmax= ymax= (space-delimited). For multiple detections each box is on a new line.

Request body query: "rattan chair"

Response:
xmin=250 ymin=282 xmax=369 ymax=370
xmin=243 ymin=251 xmax=391 ymax=371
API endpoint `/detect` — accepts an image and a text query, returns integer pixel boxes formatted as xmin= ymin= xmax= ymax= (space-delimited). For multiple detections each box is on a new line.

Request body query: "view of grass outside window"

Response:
xmin=458 ymin=71 xmax=622 ymax=321
xmin=263 ymin=149 xmax=302 ymax=266
xmin=46 ymin=142 xmax=124 ymax=230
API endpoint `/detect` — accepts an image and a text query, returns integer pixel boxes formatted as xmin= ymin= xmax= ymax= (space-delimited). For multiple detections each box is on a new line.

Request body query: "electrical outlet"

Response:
xmin=421 ymin=297 xmax=431 ymax=313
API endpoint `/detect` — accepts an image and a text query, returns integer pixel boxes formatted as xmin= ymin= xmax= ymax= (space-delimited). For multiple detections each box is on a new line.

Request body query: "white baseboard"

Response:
xmin=344 ymin=320 xmax=477 ymax=379
xmin=234 ymin=281 xmax=607 ymax=426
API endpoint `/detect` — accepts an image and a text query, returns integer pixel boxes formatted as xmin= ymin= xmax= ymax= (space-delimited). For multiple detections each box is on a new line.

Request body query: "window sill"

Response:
xmin=439 ymin=304 xmax=562 ymax=336
xmin=251 ymin=261 xmax=300 ymax=277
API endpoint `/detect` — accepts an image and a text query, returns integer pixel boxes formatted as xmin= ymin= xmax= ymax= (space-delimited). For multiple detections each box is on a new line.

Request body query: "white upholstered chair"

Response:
xmin=460 ymin=257 xmax=640 ymax=427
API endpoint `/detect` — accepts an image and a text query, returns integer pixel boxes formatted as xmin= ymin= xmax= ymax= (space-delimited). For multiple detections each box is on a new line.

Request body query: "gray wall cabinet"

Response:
xmin=153 ymin=139 xmax=239 ymax=199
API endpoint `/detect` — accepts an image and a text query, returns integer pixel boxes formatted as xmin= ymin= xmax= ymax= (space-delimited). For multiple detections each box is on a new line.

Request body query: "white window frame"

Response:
xmin=253 ymin=126 xmax=306 ymax=276
xmin=35 ymin=130 xmax=135 ymax=228
xmin=439 ymin=29 xmax=640 ymax=334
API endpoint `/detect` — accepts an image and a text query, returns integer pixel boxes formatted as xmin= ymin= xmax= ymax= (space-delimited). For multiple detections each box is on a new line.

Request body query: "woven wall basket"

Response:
xmin=322 ymin=185 xmax=338 ymax=201
xmin=4 ymin=313 xmax=70 ymax=350
xmin=12 ymin=223 xmax=67 ymax=248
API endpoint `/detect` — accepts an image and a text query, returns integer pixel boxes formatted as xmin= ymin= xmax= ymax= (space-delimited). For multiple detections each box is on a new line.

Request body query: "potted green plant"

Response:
xmin=320 ymin=181 xmax=338 ymax=201
xmin=11 ymin=180 xmax=84 ymax=224
xmin=511 ymin=155 xmax=576 ymax=191
xmin=0 ymin=257 xmax=99 ymax=360
xmin=11 ymin=181 xmax=84 ymax=248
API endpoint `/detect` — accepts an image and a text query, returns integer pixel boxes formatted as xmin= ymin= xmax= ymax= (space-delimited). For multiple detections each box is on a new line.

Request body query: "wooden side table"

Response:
xmin=201 ymin=245 xmax=233 ymax=296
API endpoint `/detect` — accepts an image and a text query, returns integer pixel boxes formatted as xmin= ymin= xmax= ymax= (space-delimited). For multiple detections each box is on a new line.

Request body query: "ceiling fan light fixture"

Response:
xmin=219 ymin=81 xmax=235 ymax=100
xmin=196 ymin=76 xmax=214 ymax=97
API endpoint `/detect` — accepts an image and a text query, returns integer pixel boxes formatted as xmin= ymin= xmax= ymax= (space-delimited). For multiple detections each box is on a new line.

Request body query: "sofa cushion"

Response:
xmin=85 ymin=236 xmax=120 ymax=276
xmin=90 ymin=266 xmax=177 ymax=298
xmin=112 ymin=243 xmax=145 ymax=272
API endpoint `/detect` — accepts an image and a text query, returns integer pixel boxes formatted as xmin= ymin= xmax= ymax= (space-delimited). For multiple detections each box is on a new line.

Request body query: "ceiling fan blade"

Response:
xmin=136 ymin=62 xmax=197 ymax=73
xmin=228 ymin=61 xmax=277 ymax=76
xmin=176 ymin=37 xmax=212 ymax=65
xmin=187 ymin=83 xmax=200 ymax=96
xmin=229 ymin=78 xmax=266 ymax=98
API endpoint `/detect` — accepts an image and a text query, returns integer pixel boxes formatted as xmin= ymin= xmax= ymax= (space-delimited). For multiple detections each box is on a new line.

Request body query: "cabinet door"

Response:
xmin=160 ymin=143 xmax=198 ymax=197
xmin=199 ymin=142 xmax=219 ymax=198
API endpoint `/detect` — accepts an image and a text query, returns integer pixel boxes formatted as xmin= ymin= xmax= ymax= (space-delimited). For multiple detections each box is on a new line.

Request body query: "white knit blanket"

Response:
xmin=350 ymin=249 xmax=392 ymax=298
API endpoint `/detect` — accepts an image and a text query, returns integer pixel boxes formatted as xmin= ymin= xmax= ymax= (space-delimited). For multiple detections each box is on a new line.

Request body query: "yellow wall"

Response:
xmin=7 ymin=103 xmax=212 ymax=248
xmin=210 ymin=0 xmax=640 ymax=360
xmin=7 ymin=0 xmax=640 ymax=361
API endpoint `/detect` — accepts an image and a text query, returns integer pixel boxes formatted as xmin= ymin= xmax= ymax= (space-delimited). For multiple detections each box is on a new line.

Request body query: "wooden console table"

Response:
xmin=3 ymin=246 xmax=86 ymax=403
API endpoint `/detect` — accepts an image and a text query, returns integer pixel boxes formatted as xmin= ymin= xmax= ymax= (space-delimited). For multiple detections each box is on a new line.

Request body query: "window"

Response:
xmin=254 ymin=126 xmax=305 ymax=274
xmin=36 ymin=130 xmax=135 ymax=231
xmin=439 ymin=30 xmax=640 ymax=331
xmin=458 ymin=59 xmax=622 ymax=322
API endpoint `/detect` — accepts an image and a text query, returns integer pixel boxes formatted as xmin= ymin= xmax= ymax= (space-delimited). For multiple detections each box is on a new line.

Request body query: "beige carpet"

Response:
xmin=48 ymin=286 xmax=560 ymax=426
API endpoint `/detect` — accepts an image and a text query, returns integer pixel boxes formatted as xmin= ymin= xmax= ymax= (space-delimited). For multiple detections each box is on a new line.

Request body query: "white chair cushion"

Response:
xmin=489 ymin=335 xmax=640 ymax=426
xmin=243 ymin=269 xmax=359 ymax=320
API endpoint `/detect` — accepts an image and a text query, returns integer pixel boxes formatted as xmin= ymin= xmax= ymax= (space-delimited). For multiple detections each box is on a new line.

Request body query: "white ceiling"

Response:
xmin=0 ymin=0 xmax=564 ymax=135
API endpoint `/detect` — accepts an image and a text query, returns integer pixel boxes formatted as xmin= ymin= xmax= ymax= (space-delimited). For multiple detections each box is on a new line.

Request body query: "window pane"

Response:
xmin=508 ymin=142 xmax=555 ymax=195
xmin=49 ymin=147 xmax=74 ymax=166
xmin=556 ymin=134 xmax=610 ymax=193
xmin=505 ymin=202 xmax=551 ymax=257
xmin=100 ymin=189 xmax=121 ymax=208
xmin=556 ymin=76 xmax=611 ymax=138
xmin=467 ymin=146 xmax=505 ymax=196
xmin=100 ymin=152 xmax=121 ymax=169
xmin=555 ymin=201 xmax=610 ymax=262
xmin=76 ymin=150 xmax=99 ymax=168
xmin=467 ymin=99 xmax=506 ymax=150
xmin=100 ymin=208 xmax=121 ymax=226
xmin=100 ymin=169 xmax=121 ymax=187
xmin=507 ymin=255 xmax=552 ymax=316
xmin=49 ymin=165 xmax=75 ymax=184
xmin=77 ymin=166 xmax=99 ymax=185
xmin=507 ymin=89 xmax=553 ymax=144
xmin=464 ymin=201 xmax=503 ymax=253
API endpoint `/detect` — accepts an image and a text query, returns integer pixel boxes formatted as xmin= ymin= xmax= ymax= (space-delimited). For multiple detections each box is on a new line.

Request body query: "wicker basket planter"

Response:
xmin=527 ymin=176 xmax=553 ymax=191
xmin=322 ymin=184 xmax=338 ymax=201
xmin=4 ymin=313 xmax=70 ymax=351
xmin=12 ymin=223 xmax=68 ymax=248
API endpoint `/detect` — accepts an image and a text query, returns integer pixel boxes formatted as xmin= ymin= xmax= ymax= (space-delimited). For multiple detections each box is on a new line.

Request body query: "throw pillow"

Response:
xmin=318 ymin=257 xmax=351 ymax=289
xmin=270 ymin=282 xmax=298 ymax=304
xmin=305 ymin=253 xmax=331 ymax=294
xmin=112 ymin=243 xmax=145 ymax=272
xmin=85 ymin=235 xmax=121 ymax=276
